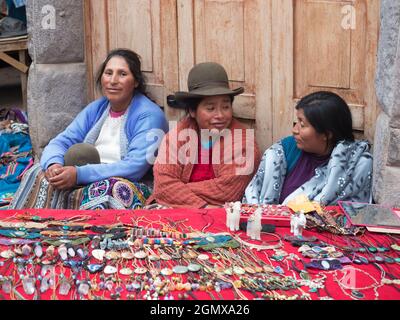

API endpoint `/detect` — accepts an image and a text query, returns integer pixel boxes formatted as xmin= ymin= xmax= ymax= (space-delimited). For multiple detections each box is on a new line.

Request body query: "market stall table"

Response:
xmin=0 ymin=207 xmax=399 ymax=300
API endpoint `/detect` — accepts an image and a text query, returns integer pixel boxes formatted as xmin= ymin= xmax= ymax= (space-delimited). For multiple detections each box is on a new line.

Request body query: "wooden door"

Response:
xmin=291 ymin=0 xmax=380 ymax=144
xmin=84 ymin=0 xmax=181 ymax=119
xmin=175 ymin=0 xmax=272 ymax=150
xmin=84 ymin=0 xmax=380 ymax=151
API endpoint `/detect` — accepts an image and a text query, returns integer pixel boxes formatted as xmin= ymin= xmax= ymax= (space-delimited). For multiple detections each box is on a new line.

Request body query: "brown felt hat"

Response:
xmin=172 ymin=62 xmax=244 ymax=105
xmin=64 ymin=143 xmax=101 ymax=167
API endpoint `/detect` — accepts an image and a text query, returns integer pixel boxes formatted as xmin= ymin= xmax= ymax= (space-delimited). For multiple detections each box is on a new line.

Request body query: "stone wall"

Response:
xmin=26 ymin=0 xmax=87 ymax=157
xmin=373 ymin=0 xmax=400 ymax=206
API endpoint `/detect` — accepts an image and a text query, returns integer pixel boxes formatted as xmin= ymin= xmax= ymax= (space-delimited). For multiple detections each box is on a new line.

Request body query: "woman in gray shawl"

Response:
xmin=244 ymin=91 xmax=373 ymax=206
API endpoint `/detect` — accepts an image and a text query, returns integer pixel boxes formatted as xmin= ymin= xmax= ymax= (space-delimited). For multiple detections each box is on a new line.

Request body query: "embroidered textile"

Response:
xmin=9 ymin=163 xmax=151 ymax=210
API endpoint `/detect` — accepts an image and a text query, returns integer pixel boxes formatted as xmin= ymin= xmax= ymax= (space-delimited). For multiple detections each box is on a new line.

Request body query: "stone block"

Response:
xmin=375 ymin=0 xmax=400 ymax=116
xmin=26 ymin=0 xmax=84 ymax=64
xmin=373 ymin=112 xmax=389 ymax=202
xmin=27 ymin=63 xmax=87 ymax=157
xmin=373 ymin=166 xmax=400 ymax=207
xmin=387 ymin=128 xmax=400 ymax=166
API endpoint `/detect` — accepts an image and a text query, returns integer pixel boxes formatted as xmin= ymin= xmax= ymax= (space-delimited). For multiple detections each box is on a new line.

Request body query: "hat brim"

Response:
xmin=174 ymin=86 xmax=244 ymax=103
xmin=0 ymin=30 xmax=27 ymax=39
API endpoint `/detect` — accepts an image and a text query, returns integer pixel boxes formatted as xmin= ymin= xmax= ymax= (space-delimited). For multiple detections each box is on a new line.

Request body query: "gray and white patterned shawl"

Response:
xmin=243 ymin=139 xmax=373 ymax=205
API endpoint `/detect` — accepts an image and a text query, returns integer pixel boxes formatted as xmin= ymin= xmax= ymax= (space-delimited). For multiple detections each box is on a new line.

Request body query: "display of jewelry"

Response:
xmin=0 ymin=209 xmax=398 ymax=301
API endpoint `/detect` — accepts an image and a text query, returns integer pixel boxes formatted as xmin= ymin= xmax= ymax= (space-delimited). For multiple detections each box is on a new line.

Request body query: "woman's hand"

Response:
xmin=48 ymin=166 xmax=77 ymax=190
xmin=45 ymin=163 xmax=63 ymax=181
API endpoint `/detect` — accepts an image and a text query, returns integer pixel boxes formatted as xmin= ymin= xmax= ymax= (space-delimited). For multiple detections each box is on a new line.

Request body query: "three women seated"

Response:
xmin=150 ymin=63 xmax=372 ymax=208
xmin=11 ymin=49 xmax=373 ymax=209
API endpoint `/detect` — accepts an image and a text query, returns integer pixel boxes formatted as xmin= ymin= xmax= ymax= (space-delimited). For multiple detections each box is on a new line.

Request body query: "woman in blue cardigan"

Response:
xmin=244 ymin=91 xmax=373 ymax=206
xmin=11 ymin=49 xmax=168 ymax=209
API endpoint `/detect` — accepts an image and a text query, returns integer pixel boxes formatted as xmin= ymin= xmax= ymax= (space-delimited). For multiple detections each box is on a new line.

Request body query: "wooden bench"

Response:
xmin=0 ymin=35 xmax=28 ymax=108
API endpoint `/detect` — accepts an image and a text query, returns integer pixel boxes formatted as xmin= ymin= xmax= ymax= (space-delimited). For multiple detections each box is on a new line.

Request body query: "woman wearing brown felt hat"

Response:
xmin=147 ymin=62 xmax=260 ymax=209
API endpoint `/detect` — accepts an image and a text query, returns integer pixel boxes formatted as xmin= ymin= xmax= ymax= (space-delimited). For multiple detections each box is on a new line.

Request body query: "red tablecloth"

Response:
xmin=0 ymin=207 xmax=399 ymax=300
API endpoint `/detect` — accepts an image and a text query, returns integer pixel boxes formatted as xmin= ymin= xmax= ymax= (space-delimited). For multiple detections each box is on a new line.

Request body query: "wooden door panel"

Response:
xmin=201 ymin=0 xmax=245 ymax=82
xmin=84 ymin=0 xmax=108 ymax=99
xmin=195 ymin=0 xmax=252 ymax=120
xmin=178 ymin=0 xmax=272 ymax=149
xmin=306 ymin=1 xmax=351 ymax=89
xmin=271 ymin=0 xmax=294 ymax=145
xmin=192 ymin=0 xmax=248 ymax=92
xmin=85 ymin=0 xmax=180 ymax=119
xmin=294 ymin=0 xmax=379 ymax=141
xmin=108 ymin=0 xmax=154 ymax=73
xmin=108 ymin=0 xmax=164 ymax=105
